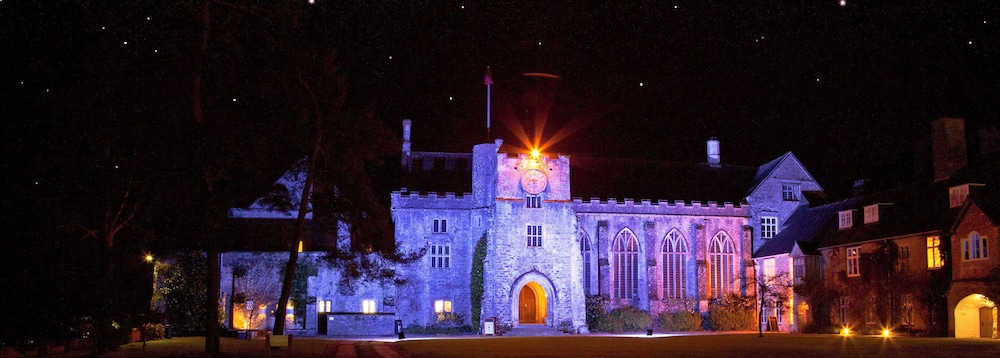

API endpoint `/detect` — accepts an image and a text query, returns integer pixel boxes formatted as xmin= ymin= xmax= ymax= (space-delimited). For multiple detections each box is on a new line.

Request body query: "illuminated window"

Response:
xmin=847 ymin=246 xmax=860 ymax=277
xmin=433 ymin=219 xmax=447 ymax=233
xmin=709 ymin=232 xmax=736 ymax=298
xmin=527 ymin=225 xmax=543 ymax=247
xmin=613 ymin=229 xmax=640 ymax=300
xmin=949 ymin=185 xmax=970 ymax=208
xmin=662 ymin=230 xmax=687 ymax=300
xmin=838 ymin=210 xmax=853 ymax=229
xmin=434 ymin=299 xmax=453 ymax=314
xmin=317 ymin=300 xmax=332 ymax=313
xmin=782 ymin=183 xmax=800 ymax=201
xmin=763 ymin=258 xmax=776 ymax=278
xmin=430 ymin=244 xmax=451 ymax=268
xmin=926 ymin=236 xmax=943 ymax=269
xmin=761 ymin=216 xmax=778 ymax=239
xmin=898 ymin=245 xmax=910 ymax=272
xmin=362 ymin=299 xmax=376 ymax=314
xmin=863 ymin=205 xmax=879 ymax=224
xmin=581 ymin=233 xmax=593 ymax=295
xmin=526 ymin=195 xmax=542 ymax=208
xmin=961 ymin=232 xmax=988 ymax=261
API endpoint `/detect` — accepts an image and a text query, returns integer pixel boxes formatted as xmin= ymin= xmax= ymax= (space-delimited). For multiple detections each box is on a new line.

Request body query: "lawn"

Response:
xmin=396 ymin=333 xmax=1000 ymax=358
xmin=39 ymin=333 xmax=1000 ymax=357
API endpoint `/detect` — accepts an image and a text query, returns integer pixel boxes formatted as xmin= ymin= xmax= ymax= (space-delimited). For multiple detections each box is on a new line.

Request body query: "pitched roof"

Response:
xmin=746 ymin=152 xmax=823 ymax=197
xmin=755 ymin=197 xmax=861 ymax=257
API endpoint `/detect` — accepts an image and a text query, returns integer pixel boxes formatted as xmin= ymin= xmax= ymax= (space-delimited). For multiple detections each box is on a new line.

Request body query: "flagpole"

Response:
xmin=484 ymin=66 xmax=493 ymax=139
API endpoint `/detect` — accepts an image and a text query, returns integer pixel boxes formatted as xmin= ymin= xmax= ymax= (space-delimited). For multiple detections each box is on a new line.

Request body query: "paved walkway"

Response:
xmin=322 ymin=340 xmax=408 ymax=358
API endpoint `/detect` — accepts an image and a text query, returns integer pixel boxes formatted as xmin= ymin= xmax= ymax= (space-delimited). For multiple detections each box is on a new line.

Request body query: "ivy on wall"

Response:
xmin=470 ymin=234 xmax=487 ymax=332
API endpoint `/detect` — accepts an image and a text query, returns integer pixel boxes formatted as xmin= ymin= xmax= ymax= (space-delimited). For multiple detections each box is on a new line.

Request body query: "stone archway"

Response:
xmin=510 ymin=271 xmax=557 ymax=327
xmin=955 ymin=293 xmax=997 ymax=338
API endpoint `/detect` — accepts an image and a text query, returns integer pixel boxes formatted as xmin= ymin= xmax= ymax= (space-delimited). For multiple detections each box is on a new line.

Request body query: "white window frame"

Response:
xmin=433 ymin=219 xmax=447 ymax=233
xmin=863 ymin=205 xmax=879 ymax=224
xmin=761 ymin=216 xmax=778 ymax=239
xmin=430 ymin=244 xmax=451 ymax=268
xmin=838 ymin=210 xmax=853 ymax=229
xmin=613 ymin=229 xmax=640 ymax=300
xmin=763 ymin=258 xmax=776 ymax=278
xmin=662 ymin=230 xmax=687 ymax=300
xmin=527 ymin=225 xmax=543 ymax=247
xmin=362 ymin=299 xmax=376 ymax=314
xmin=782 ymin=183 xmax=800 ymax=201
xmin=847 ymin=246 xmax=861 ymax=277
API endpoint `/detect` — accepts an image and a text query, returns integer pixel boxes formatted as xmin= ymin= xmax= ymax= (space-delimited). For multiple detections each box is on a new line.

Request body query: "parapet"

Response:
xmin=391 ymin=190 xmax=476 ymax=209
xmin=571 ymin=197 xmax=747 ymax=216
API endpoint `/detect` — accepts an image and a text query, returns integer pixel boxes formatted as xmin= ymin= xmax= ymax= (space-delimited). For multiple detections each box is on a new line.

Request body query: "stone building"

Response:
xmin=222 ymin=120 xmax=822 ymax=335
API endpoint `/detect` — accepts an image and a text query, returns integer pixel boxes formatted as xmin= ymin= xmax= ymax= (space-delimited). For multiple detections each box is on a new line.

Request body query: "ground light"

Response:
xmin=840 ymin=327 xmax=851 ymax=336
xmin=882 ymin=328 xmax=891 ymax=338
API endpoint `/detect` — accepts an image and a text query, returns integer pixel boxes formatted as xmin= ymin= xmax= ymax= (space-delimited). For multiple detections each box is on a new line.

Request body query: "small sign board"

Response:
xmin=484 ymin=317 xmax=496 ymax=336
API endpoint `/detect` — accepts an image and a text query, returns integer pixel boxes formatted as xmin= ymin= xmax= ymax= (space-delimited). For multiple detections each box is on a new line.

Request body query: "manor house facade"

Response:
xmin=224 ymin=119 xmax=822 ymax=335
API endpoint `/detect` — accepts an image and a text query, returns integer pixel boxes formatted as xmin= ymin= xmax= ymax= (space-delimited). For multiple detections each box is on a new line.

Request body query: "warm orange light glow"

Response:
xmin=882 ymin=329 xmax=891 ymax=338
xmin=530 ymin=148 xmax=540 ymax=158
xmin=841 ymin=327 xmax=850 ymax=336
xmin=145 ymin=254 xmax=154 ymax=263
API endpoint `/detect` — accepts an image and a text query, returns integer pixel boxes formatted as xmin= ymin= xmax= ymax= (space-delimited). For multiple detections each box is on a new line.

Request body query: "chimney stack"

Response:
xmin=707 ymin=137 xmax=721 ymax=167
xmin=402 ymin=119 xmax=412 ymax=166
xmin=931 ymin=117 xmax=967 ymax=182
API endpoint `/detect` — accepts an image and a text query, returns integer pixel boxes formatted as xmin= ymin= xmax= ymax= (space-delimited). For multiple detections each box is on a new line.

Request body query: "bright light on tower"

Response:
xmin=530 ymin=148 xmax=540 ymax=158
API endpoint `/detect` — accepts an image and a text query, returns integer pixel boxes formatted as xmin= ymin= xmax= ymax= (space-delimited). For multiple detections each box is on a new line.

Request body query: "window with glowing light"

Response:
xmin=763 ymin=258 xmax=776 ymax=278
xmin=847 ymin=246 xmax=860 ymax=277
xmin=761 ymin=216 xmax=778 ymax=239
xmin=527 ymin=225 xmax=543 ymax=247
xmin=433 ymin=299 xmax=453 ymax=314
xmin=782 ymin=183 xmax=800 ymax=201
xmin=433 ymin=219 xmax=447 ymax=233
xmin=581 ymin=233 xmax=593 ymax=295
xmin=949 ymin=185 xmax=970 ymax=208
xmin=613 ymin=229 xmax=640 ymax=300
xmin=661 ymin=230 xmax=687 ymax=300
xmin=362 ymin=299 xmax=376 ymax=314
xmin=863 ymin=205 xmax=879 ymax=224
xmin=430 ymin=244 xmax=451 ymax=268
xmin=526 ymin=195 xmax=542 ymax=208
xmin=926 ymin=236 xmax=943 ymax=269
xmin=317 ymin=300 xmax=332 ymax=313
xmin=709 ymin=232 xmax=736 ymax=298
xmin=961 ymin=232 xmax=988 ymax=261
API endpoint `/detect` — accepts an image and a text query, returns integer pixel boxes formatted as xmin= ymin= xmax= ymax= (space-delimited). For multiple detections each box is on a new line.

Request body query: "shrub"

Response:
xmin=591 ymin=306 xmax=652 ymax=333
xmin=706 ymin=294 xmax=755 ymax=331
xmin=659 ymin=311 xmax=703 ymax=332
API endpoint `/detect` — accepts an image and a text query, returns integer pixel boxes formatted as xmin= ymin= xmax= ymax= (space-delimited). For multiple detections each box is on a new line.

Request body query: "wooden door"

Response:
xmin=519 ymin=286 xmax=536 ymax=324
xmin=980 ymin=307 xmax=993 ymax=338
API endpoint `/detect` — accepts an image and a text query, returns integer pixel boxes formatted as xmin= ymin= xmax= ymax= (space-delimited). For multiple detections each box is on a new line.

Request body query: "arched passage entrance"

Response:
xmin=511 ymin=271 xmax=556 ymax=326
xmin=955 ymin=293 xmax=996 ymax=338
xmin=518 ymin=282 xmax=548 ymax=324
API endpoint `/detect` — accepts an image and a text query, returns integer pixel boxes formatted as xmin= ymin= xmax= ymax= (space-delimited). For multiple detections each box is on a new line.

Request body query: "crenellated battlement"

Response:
xmin=391 ymin=190 xmax=475 ymax=209
xmin=572 ymin=197 xmax=747 ymax=216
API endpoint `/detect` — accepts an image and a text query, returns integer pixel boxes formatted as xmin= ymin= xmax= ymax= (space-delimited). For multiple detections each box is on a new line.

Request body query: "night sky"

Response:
xmin=6 ymin=0 xmax=999 ymax=197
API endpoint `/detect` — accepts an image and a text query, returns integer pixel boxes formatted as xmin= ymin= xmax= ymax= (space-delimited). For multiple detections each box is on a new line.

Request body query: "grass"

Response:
xmin=396 ymin=333 xmax=1000 ymax=358
xmin=38 ymin=333 xmax=1000 ymax=357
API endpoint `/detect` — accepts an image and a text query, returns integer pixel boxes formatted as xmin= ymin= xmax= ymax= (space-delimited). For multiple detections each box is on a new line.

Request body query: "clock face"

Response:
xmin=520 ymin=169 xmax=548 ymax=194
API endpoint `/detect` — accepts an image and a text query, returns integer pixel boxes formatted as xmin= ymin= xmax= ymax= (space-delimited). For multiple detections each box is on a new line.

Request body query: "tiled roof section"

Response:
xmin=817 ymin=181 xmax=958 ymax=249
xmin=967 ymin=186 xmax=1000 ymax=225
xmin=399 ymin=151 xmax=473 ymax=194
xmin=569 ymin=156 xmax=758 ymax=203
xmin=755 ymin=198 xmax=861 ymax=257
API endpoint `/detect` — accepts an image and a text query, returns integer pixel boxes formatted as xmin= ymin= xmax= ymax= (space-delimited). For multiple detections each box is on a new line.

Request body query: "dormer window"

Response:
xmin=838 ymin=210 xmax=853 ymax=229
xmin=864 ymin=205 xmax=879 ymax=224
xmin=782 ymin=183 xmax=801 ymax=201
xmin=949 ymin=185 xmax=970 ymax=208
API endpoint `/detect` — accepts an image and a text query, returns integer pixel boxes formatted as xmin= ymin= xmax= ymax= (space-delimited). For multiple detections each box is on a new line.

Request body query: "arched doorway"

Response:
xmin=955 ymin=293 xmax=996 ymax=338
xmin=518 ymin=282 xmax=547 ymax=324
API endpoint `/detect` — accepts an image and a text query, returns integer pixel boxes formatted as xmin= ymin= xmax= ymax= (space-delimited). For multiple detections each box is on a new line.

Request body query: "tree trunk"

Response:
xmin=205 ymin=246 xmax=220 ymax=353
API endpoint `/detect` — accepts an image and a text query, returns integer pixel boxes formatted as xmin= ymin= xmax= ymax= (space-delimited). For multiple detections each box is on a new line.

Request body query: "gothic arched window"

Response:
xmin=612 ymin=229 xmax=640 ymax=300
xmin=709 ymin=231 xmax=736 ymax=298
xmin=580 ymin=232 xmax=593 ymax=295
xmin=662 ymin=230 xmax=687 ymax=300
